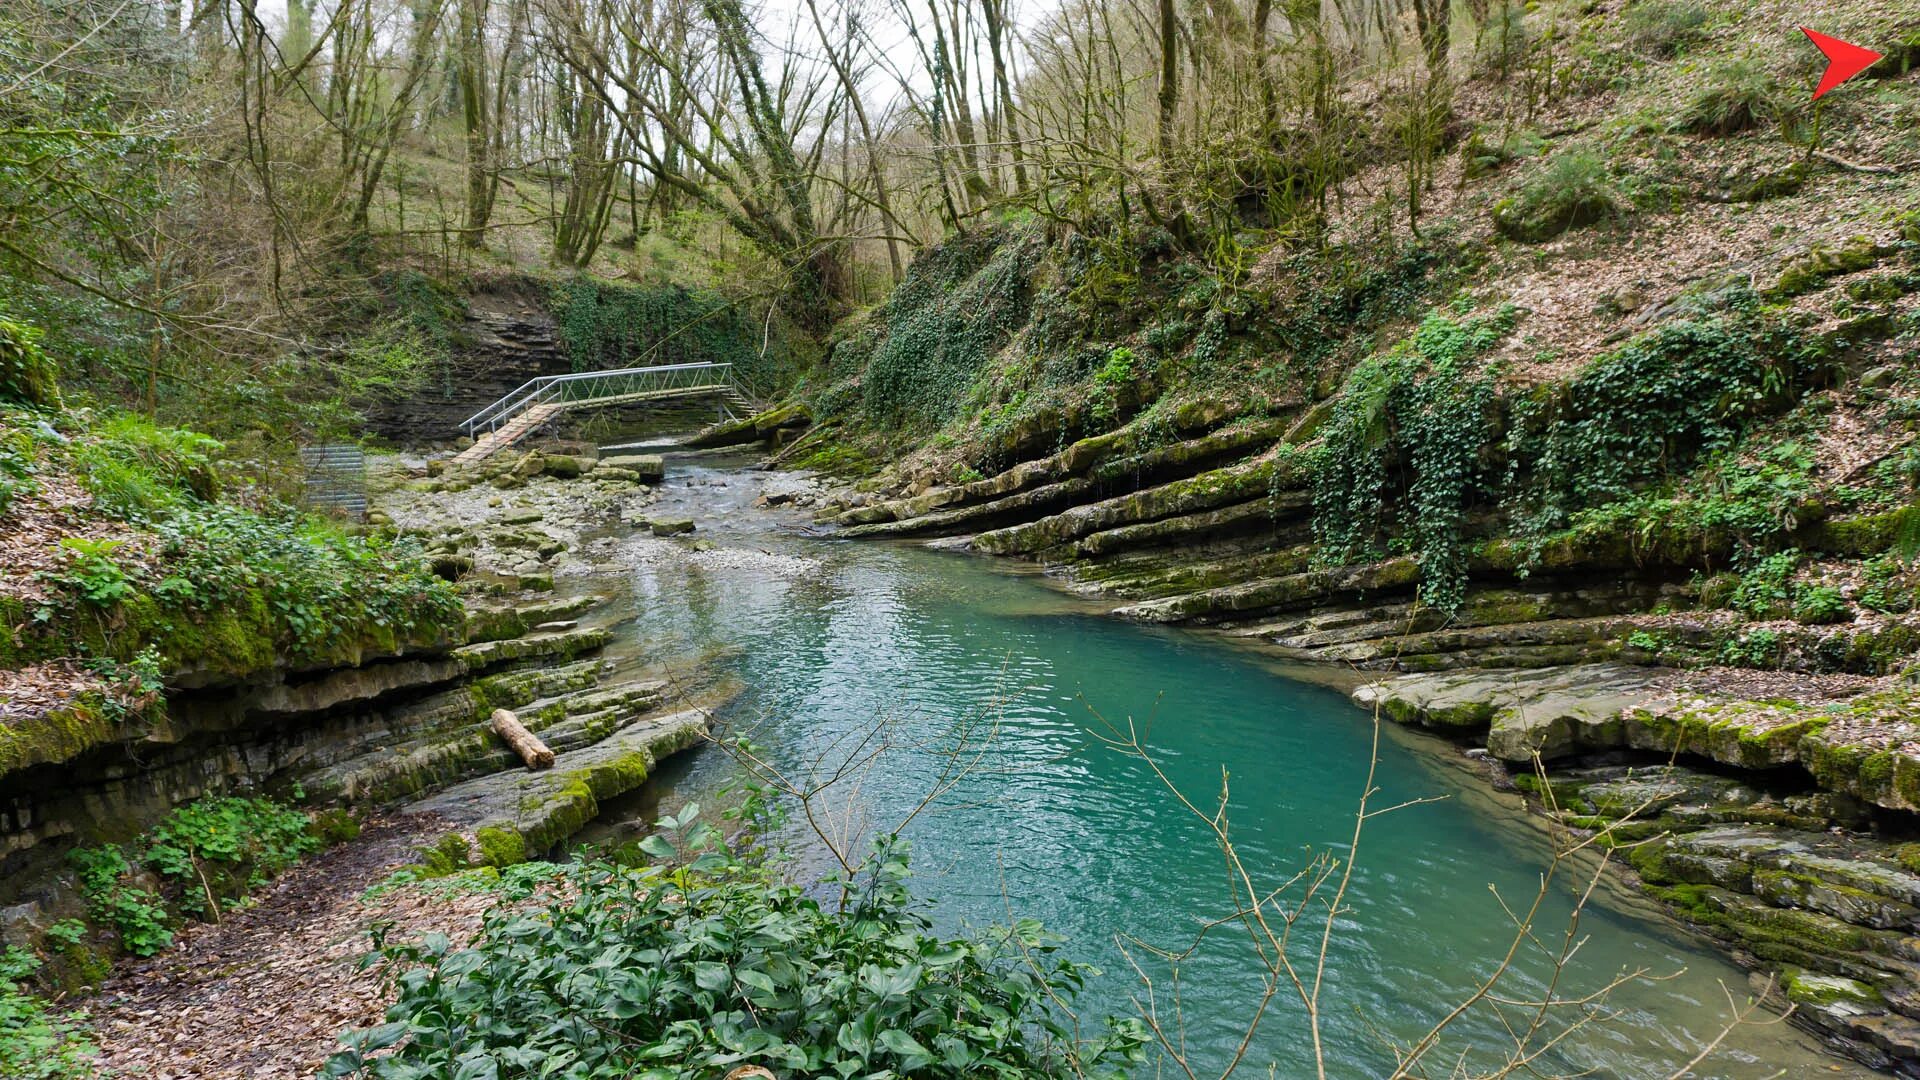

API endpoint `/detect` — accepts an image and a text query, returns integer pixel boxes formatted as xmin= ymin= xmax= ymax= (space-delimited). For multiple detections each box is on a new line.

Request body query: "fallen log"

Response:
xmin=491 ymin=708 xmax=555 ymax=770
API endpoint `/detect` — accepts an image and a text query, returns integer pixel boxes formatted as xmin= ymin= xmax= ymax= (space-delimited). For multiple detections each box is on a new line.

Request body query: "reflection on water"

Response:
xmin=580 ymin=454 xmax=1865 ymax=1079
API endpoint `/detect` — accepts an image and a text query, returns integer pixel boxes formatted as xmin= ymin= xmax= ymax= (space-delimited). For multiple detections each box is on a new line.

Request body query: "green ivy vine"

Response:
xmin=1502 ymin=286 xmax=1832 ymax=541
xmin=1312 ymin=307 xmax=1514 ymax=613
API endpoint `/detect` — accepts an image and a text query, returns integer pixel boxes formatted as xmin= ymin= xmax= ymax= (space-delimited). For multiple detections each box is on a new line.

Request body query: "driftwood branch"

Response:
xmin=491 ymin=708 xmax=555 ymax=770
xmin=1812 ymin=149 xmax=1914 ymax=175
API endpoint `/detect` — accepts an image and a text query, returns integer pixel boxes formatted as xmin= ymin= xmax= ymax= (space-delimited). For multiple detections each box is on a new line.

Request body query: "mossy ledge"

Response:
xmin=408 ymin=706 xmax=714 ymax=866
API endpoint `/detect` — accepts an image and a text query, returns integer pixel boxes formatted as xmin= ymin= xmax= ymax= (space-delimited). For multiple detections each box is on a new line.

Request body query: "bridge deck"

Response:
xmin=452 ymin=363 xmax=755 ymax=467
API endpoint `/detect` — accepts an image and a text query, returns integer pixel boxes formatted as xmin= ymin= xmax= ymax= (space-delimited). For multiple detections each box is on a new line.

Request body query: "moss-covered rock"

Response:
xmin=407 ymin=707 xmax=710 ymax=864
xmin=1116 ymin=556 xmax=1421 ymax=624
xmin=684 ymin=414 xmax=763 ymax=449
xmin=0 ymin=693 xmax=129 ymax=774
xmin=1622 ymin=698 xmax=1830 ymax=769
xmin=1767 ymin=236 xmax=1892 ymax=299
xmin=598 ymin=454 xmax=665 ymax=481
xmin=973 ymin=454 xmax=1291 ymax=557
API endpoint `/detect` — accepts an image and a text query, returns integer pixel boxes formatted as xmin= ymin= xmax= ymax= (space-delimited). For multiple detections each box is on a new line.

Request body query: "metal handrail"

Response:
xmin=459 ymin=361 xmax=734 ymax=437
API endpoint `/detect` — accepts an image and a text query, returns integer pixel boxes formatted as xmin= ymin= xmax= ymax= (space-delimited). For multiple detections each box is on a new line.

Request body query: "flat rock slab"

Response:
xmin=599 ymin=454 xmax=665 ymax=481
xmin=406 ymin=707 xmax=708 ymax=862
xmin=1354 ymin=663 xmax=1665 ymax=762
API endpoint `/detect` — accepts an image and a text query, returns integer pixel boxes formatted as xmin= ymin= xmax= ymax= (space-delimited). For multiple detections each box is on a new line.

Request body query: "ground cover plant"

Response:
xmin=326 ymin=809 xmax=1147 ymax=1080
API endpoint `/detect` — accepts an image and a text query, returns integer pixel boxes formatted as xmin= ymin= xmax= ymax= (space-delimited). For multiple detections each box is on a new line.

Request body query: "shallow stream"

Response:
xmin=573 ymin=449 xmax=1867 ymax=1079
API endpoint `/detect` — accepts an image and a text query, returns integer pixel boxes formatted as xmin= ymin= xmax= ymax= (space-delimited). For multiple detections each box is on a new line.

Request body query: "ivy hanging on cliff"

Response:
xmin=1312 ymin=307 xmax=1514 ymax=613
xmin=547 ymin=278 xmax=781 ymax=390
xmin=853 ymin=225 xmax=1046 ymax=428
xmin=1502 ymin=285 xmax=1836 ymax=543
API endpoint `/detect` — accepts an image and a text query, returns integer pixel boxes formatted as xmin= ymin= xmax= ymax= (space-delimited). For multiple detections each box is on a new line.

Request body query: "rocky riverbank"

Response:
xmin=690 ymin=350 xmax=1920 ymax=1073
xmin=0 ymin=440 xmax=793 ymax=955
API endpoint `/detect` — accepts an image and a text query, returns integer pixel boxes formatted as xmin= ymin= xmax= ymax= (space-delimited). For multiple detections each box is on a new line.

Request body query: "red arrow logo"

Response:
xmin=1801 ymin=27 xmax=1882 ymax=100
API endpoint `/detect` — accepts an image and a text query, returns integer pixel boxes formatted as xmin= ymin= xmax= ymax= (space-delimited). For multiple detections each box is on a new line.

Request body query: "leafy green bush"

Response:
xmin=1719 ymin=627 xmax=1782 ymax=667
xmin=69 ymin=846 xmax=172 ymax=957
xmin=1859 ymin=555 xmax=1915 ymax=614
xmin=52 ymin=538 xmax=133 ymax=607
xmin=69 ymin=795 xmax=331 ymax=955
xmin=0 ymin=948 xmax=97 ymax=1080
xmin=1089 ymin=346 xmax=1142 ymax=425
xmin=0 ymin=316 xmax=59 ymax=407
xmin=1793 ymin=583 xmax=1852 ymax=625
xmin=93 ymin=413 xmax=222 ymax=500
xmin=1674 ymin=60 xmax=1799 ymax=137
xmin=1625 ymin=629 xmax=1668 ymax=652
xmin=64 ymin=413 xmax=220 ymax=521
xmin=1463 ymin=127 xmax=1543 ymax=179
xmin=145 ymin=796 xmax=322 ymax=917
xmin=1728 ymin=549 xmax=1801 ymax=618
xmin=1312 ymin=308 xmax=1513 ymax=612
xmin=1492 ymin=152 xmax=1622 ymax=242
xmin=147 ymin=504 xmax=460 ymax=664
xmin=326 ymin=817 xmax=1145 ymax=1080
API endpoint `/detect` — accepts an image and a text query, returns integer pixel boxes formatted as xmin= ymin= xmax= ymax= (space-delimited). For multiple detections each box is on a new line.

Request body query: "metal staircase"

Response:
xmin=452 ymin=361 xmax=739 ymax=467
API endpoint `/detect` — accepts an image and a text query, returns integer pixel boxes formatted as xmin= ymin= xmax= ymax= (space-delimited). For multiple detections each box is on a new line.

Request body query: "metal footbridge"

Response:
xmin=452 ymin=361 xmax=754 ymax=466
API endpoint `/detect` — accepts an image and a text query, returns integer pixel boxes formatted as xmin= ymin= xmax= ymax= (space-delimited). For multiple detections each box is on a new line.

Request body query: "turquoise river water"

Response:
xmin=577 ymin=451 xmax=1868 ymax=1079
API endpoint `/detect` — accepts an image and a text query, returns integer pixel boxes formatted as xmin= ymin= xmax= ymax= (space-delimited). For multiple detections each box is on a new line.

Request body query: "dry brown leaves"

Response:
xmin=0 ymin=660 xmax=111 ymax=721
xmin=0 ymin=468 xmax=101 ymax=605
xmin=83 ymin=814 xmax=501 ymax=1080
xmin=1666 ymin=664 xmax=1888 ymax=704
xmin=0 ymin=420 xmax=158 ymax=606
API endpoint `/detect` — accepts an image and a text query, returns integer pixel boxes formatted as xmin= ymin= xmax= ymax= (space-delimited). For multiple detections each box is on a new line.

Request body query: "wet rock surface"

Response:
xmin=1502 ymin=761 xmax=1920 ymax=1074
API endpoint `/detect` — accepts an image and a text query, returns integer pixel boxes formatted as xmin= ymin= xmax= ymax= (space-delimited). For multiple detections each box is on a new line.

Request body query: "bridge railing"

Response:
xmin=459 ymin=361 xmax=733 ymax=437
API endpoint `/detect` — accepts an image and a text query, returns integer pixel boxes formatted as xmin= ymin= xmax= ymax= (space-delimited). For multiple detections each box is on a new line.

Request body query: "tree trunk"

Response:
xmin=457 ymin=0 xmax=492 ymax=246
xmin=982 ymin=0 xmax=1026 ymax=194
xmin=1156 ymin=0 xmax=1179 ymax=161
xmin=1415 ymin=0 xmax=1452 ymax=83
xmin=492 ymin=709 xmax=555 ymax=769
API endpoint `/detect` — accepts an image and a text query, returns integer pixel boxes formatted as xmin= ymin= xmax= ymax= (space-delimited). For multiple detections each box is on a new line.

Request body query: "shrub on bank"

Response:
xmin=0 ymin=948 xmax=96 ymax=1080
xmin=1674 ymin=59 xmax=1799 ymax=137
xmin=69 ymin=795 xmax=342 ymax=958
xmin=5 ymin=405 xmax=462 ymax=677
xmin=326 ymin=817 xmax=1147 ymax=1080
xmin=1492 ymin=151 xmax=1624 ymax=242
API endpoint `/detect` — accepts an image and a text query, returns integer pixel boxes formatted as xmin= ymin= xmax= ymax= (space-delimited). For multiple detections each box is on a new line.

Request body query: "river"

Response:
xmin=572 ymin=447 xmax=1867 ymax=1079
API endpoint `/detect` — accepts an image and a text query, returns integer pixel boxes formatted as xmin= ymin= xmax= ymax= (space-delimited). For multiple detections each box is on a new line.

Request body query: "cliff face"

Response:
xmin=361 ymin=295 xmax=569 ymax=443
